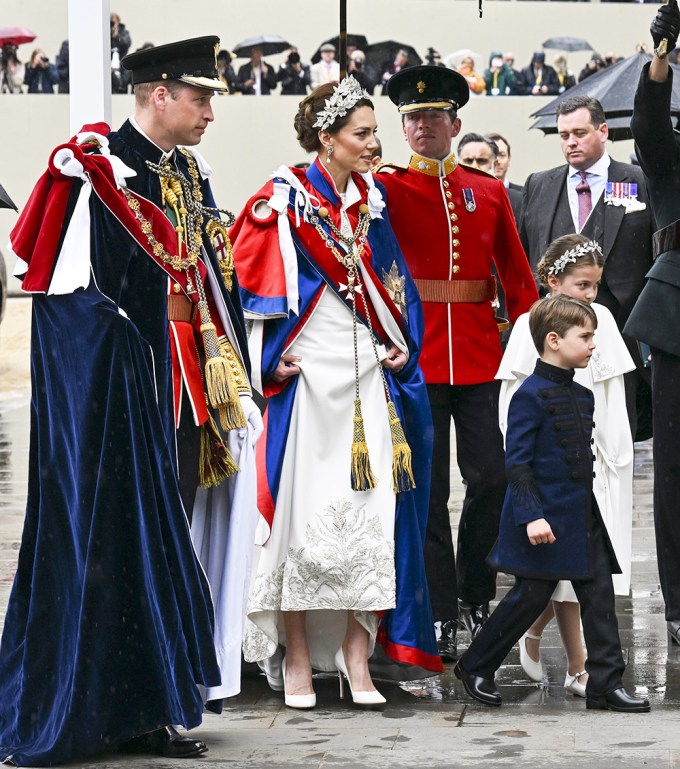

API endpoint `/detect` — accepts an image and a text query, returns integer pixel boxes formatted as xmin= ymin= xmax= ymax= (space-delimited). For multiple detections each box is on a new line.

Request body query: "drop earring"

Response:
xmin=326 ymin=145 xmax=334 ymax=164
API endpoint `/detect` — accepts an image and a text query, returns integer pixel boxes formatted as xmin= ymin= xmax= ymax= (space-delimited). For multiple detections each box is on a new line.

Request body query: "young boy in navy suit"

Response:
xmin=454 ymin=295 xmax=650 ymax=712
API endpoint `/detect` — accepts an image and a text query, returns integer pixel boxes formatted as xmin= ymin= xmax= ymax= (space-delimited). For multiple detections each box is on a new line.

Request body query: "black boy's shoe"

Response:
xmin=119 ymin=726 xmax=208 ymax=758
xmin=453 ymin=662 xmax=502 ymax=706
xmin=585 ymin=688 xmax=650 ymax=713
xmin=436 ymin=619 xmax=458 ymax=661
xmin=459 ymin=602 xmax=489 ymax=639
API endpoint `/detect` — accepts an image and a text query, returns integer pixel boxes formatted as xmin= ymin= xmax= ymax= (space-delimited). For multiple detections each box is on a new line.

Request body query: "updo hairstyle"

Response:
xmin=294 ymin=82 xmax=374 ymax=153
xmin=536 ymin=233 xmax=605 ymax=290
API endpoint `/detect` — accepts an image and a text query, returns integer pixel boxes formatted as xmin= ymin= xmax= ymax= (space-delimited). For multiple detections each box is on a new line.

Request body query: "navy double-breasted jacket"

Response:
xmin=488 ymin=359 xmax=620 ymax=581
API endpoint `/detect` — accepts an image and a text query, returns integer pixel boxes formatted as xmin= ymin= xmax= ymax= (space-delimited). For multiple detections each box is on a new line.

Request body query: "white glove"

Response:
xmin=240 ymin=393 xmax=264 ymax=447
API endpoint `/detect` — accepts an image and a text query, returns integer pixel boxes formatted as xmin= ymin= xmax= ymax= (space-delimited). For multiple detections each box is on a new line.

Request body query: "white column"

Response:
xmin=67 ymin=0 xmax=111 ymax=134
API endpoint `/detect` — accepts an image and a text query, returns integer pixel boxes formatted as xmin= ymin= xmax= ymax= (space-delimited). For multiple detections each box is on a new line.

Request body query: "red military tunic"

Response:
xmin=378 ymin=151 xmax=538 ymax=385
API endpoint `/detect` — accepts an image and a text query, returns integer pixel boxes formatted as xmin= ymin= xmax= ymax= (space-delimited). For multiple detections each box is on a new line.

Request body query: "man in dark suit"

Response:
xmin=519 ymin=94 xmax=654 ymax=440
xmin=236 ymin=45 xmax=277 ymax=94
xmin=487 ymin=132 xmax=522 ymax=223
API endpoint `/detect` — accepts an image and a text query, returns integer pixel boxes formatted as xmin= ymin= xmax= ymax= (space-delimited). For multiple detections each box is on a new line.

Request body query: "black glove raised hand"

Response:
xmin=651 ymin=0 xmax=680 ymax=54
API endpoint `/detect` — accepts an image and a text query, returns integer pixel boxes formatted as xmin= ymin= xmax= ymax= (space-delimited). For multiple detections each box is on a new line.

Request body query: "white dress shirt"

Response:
xmin=567 ymin=153 xmax=610 ymax=232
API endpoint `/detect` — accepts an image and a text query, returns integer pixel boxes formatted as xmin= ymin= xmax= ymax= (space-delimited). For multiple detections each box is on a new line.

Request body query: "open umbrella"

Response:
xmin=0 ymin=182 xmax=17 ymax=211
xmin=311 ymin=34 xmax=369 ymax=64
xmin=542 ymin=37 xmax=593 ymax=52
xmin=232 ymin=34 xmax=292 ymax=59
xmin=530 ymin=52 xmax=680 ymax=141
xmin=444 ymin=48 xmax=485 ymax=74
xmin=365 ymin=41 xmax=422 ymax=71
xmin=0 ymin=26 xmax=36 ymax=48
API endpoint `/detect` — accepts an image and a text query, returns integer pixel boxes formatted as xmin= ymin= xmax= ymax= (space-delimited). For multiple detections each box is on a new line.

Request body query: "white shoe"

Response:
xmin=518 ymin=632 xmax=544 ymax=682
xmin=261 ymin=649 xmax=284 ymax=692
xmin=334 ymin=648 xmax=386 ymax=708
xmin=281 ymin=658 xmax=316 ymax=709
xmin=564 ymin=670 xmax=587 ymax=698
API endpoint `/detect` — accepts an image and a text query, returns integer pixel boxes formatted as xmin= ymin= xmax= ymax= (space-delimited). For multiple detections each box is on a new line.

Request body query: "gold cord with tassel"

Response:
xmin=310 ymin=199 xmax=416 ymax=494
xmin=356 ymin=278 xmax=415 ymax=493
xmin=351 ymin=397 xmax=377 ymax=491
xmin=193 ymin=265 xmax=246 ymax=431
xmin=386 ymin=400 xmax=415 ymax=493
xmin=198 ymin=414 xmax=239 ymax=488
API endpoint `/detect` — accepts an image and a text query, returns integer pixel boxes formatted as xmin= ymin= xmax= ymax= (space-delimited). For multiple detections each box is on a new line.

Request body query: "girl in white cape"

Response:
xmin=496 ymin=233 xmax=635 ymax=697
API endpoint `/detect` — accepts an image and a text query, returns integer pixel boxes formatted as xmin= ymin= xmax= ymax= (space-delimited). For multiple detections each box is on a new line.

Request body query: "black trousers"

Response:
xmin=651 ymin=349 xmax=680 ymax=621
xmin=458 ymin=518 xmax=625 ymax=696
xmin=176 ymin=389 xmax=201 ymax=524
xmin=425 ymin=381 xmax=507 ymax=621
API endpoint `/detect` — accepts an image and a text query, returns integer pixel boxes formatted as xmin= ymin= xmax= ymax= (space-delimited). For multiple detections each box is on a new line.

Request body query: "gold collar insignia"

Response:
xmin=408 ymin=151 xmax=458 ymax=177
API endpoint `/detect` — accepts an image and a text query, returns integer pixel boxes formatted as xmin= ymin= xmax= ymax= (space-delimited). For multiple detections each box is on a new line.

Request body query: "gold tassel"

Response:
xmin=203 ymin=339 xmax=232 ymax=405
xmin=198 ymin=301 xmax=246 ymax=431
xmin=387 ymin=400 xmax=416 ymax=493
xmin=198 ymin=415 xmax=239 ymax=488
xmin=351 ymin=397 xmax=377 ymax=491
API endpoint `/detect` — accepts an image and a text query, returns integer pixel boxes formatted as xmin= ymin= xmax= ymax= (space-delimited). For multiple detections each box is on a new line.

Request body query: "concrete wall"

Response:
xmin=1 ymin=0 xmax=656 ymax=290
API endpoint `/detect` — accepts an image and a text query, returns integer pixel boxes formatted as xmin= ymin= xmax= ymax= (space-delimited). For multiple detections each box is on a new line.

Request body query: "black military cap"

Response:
xmin=387 ymin=65 xmax=470 ymax=114
xmin=122 ymin=35 xmax=228 ymax=92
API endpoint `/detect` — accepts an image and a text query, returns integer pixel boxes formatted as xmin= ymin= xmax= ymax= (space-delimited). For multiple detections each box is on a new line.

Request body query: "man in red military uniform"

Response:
xmin=378 ymin=66 xmax=538 ymax=659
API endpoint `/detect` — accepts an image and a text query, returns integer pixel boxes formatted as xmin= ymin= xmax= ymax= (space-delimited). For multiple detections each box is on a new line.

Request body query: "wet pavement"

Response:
xmin=0 ymin=296 xmax=678 ymax=768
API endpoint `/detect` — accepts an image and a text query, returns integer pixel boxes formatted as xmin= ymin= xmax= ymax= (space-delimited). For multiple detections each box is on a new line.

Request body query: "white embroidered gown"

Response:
xmin=243 ymin=180 xmax=407 ymax=671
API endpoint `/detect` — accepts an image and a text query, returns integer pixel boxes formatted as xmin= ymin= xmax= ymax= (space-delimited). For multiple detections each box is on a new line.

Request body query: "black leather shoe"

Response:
xmin=459 ymin=602 xmax=489 ymax=639
xmin=585 ymin=688 xmax=650 ymax=713
xmin=436 ymin=619 xmax=458 ymax=662
xmin=454 ymin=662 xmax=501 ymax=706
xmin=120 ymin=726 xmax=208 ymax=758
xmin=668 ymin=620 xmax=680 ymax=646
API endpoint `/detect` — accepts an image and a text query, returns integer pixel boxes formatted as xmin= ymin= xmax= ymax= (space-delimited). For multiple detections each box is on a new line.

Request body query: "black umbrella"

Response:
xmin=0 ymin=182 xmax=17 ymax=211
xmin=364 ymin=41 xmax=422 ymax=71
xmin=311 ymin=34 xmax=369 ymax=64
xmin=530 ymin=52 xmax=680 ymax=141
xmin=232 ymin=34 xmax=292 ymax=59
xmin=542 ymin=36 xmax=593 ymax=52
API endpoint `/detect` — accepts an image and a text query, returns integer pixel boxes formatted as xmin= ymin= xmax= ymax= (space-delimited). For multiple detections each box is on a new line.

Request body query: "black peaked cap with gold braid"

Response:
xmin=122 ymin=35 xmax=228 ymax=92
xmin=387 ymin=64 xmax=469 ymax=114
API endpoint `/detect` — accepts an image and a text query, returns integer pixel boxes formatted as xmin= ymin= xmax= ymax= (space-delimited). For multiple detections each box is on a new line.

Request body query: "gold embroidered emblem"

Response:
xmin=417 ymin=80 xmax=426 ymax=94
xmin=382 ymin=261 xmax=408 ymax=319
xmin=214 ymin=42 xmax=220 ymax=70
xmin=205 ymin=218 xmax=235 ymax=292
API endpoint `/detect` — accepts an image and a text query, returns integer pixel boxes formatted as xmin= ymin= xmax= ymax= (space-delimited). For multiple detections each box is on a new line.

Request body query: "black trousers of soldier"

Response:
xmin=651 ymin=349 xmax=680 ymax=622
xmin=457 ymin=517 xmax=625 ymax=696
xmin=425 ymin=381 xmax=507 ymax=622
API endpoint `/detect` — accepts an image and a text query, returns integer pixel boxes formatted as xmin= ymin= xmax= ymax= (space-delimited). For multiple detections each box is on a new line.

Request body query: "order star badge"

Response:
xmin=382 ymin=261 xmax=408 ymax=318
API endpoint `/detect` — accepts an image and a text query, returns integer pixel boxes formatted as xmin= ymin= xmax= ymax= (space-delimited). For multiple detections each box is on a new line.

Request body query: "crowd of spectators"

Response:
xmin=0 ymin=17 xmax=642 ymax=98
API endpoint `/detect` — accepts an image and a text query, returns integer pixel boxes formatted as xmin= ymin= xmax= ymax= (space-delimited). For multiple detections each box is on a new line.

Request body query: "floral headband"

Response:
xmin=313 ymin=75 xmax=370 ymax=131
xmin=548 ymin=240 xmax=602 ymax=276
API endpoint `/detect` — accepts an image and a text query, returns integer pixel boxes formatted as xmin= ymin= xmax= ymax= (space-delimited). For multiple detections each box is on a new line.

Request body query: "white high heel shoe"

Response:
xmin=281 ymin=658 xmax=316 ymax=709
xmin=518 ymin=632 xmax=544 ymax=682
xmin=564 ymin=670 xmax=587 ymax=698
xmin=261 ymin=649 xmax=284 ymax=692
xmin=334 ymin=648 xmax=386 ymax=708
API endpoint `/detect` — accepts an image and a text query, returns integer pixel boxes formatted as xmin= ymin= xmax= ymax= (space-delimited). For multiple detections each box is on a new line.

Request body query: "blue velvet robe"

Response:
xmin=0 ymin=122 xmax=246 ymax=766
